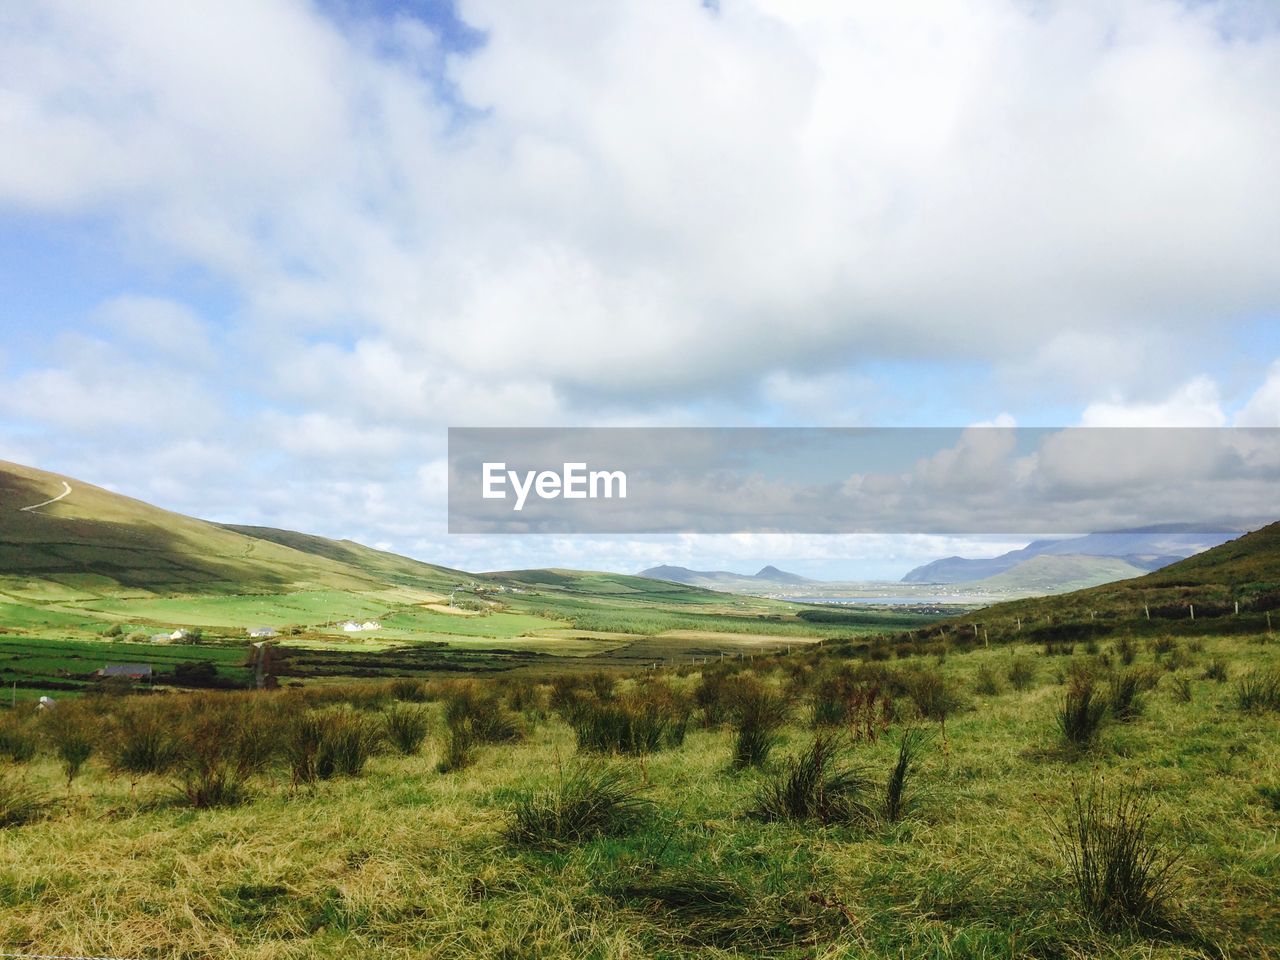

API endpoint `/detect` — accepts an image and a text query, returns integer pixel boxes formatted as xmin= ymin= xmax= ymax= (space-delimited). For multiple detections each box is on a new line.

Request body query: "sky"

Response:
xmin=2 ymin=0 xmax=1280 ymax=580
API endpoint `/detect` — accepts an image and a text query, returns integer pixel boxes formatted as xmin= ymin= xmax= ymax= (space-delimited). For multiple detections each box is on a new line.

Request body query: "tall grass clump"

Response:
xmin=107 ymin=702 xmax=180 ymax=790
xmin=1234 ymin=668 xmax=1280 ymax=712
xmin=1055 ymin=784 xmax=1181 ymax=932
xmin=438 ymin=682 xmax=522 ymax=773
xmin=1007 ymin=657 xmax=1037 ymax=691
xmin=1107 ymin=668 xmax=1148 ymax=722
xmin=0 ymin=771 xmax=45 ymax=827
xmin=382 ymin=704 xmax=430 ymax=756
xmin=172 ymin=695 xmax=278 ymax=807
xmin=1199 ymin=658 xmax=1228 ymax=683
xmin=41 ymin=703 xmax=97 ymax=787
xmin=283 ymin=710 xmax=326 ymax=786
xmin=883 ymin=727 xmax=930 ymax=822
xmin=570 ymin=682 xmax=690 ymax=756
xmin=0 ymin=710 xmax=39 ymax=762
xmin=316 ymin=708 xmax=382 ymax=778
xmin=1057 ymin=677 xmax=1107 ymax=751
xmin=808 ymin=668 xmax=892 ymax=740
xmin=906 ymin=669 xmax=964 ymax=747
xmin=755 ymin=733 xmax=873 ymax=826
xmin=507 ymin=763 xmax=651 ymax=847
xmin=729 ymin=679 xmax=788 ymax=769
xmin=1115 ymin=637 xmax=1137 ymax=666
xmin=388 ymin=677 xmax=428 ymax=702
xmin=973 ymin=665 xmax=1002 ymax=696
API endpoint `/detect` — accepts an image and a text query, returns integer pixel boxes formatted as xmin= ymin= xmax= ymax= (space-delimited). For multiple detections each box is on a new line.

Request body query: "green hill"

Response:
xmin=0 ymin=460 xmax=391 ymax=598
xmin=221 ymin=524 xmax=472 ymax=594
xmin=933 ymin=521 xmax=1280 ymax=642
xmin=965 ymin=554 xmax=1148 ymax=595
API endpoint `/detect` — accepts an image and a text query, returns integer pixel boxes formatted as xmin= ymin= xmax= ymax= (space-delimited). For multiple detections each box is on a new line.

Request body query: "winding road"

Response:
xmin=19 ymin=480 xmax=72 ymax=512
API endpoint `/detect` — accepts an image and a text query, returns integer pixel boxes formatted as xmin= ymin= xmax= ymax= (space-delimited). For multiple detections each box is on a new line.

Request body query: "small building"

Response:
xmin=96 ymin=664 xmax=153 ymax=680
xmin=247 ymin=627 xmax=278 ymax=639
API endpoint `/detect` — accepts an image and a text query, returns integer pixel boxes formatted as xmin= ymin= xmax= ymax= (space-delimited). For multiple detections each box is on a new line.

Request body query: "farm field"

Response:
xmin=0 ymin=630 xmax=1276 ymax=959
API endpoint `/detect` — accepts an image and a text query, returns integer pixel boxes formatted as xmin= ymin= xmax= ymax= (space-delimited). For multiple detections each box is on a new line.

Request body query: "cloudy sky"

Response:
xmin=2 ymin=0 xmax=1279 ymax=578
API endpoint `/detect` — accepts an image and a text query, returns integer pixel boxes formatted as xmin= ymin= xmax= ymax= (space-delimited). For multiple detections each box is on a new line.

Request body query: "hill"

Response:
xmin=901 ymin=526 xmax=1235 ymax=584
xmin=933 ymin=521 xmax=1280 ymax=642
xmin=637 ymin=563 xmax=814 ymax=590
xmin=963 ymin=554 xmax=1148 ymax=595
xmin=0 ymin=460 xmax=391 ymax=597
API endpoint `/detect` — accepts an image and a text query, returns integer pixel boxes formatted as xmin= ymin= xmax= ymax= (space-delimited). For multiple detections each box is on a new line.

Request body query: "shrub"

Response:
xmin=42 ymin=703 xmax=97 ymax=786
xmin=906 ymin=670 xmax=964 ymax=746
xmin=1055 ymin=784 xmax=1180 ymax=932
xmin=283 ymin=710 xmax=326 ymax=785
xmin=1235 ymin=668 xmax=1280 ymax=712
xmin=382 ymin=704 xmax=430 ymax=756
xmin=443 ymin=683 xmax=522 ymax=744
xmin=172 ymin=695 xmax=278 ymax=807
xmin=107 ymin=703 xmax=180 ymax=789
xmin=883 ymin=727 xmax=930 ymax=823
xmin=1057 ymin=677 xmax=1106 ymax=751
xmin=0 ymin=711 xmax=38 ymax=763
xmin=389 ymin=677 xmax=428 ymax=702
xmin=694 ymin=669 xmax=737 ymax=728
xmin=1007 ymin=657 xmax=1036 ymax=691
xmin=437 ymin=724 xmax=474 ymax=774
xmin=315 ymin=709 xmax=382 ymax=778
xmin=504 ymin=679 xmax=548 ymax=718
xmin=729 ymin=680 xmax=788 ymax=769
xmin=1115 ymin=637 xmax=1137 ymax=666
xmin=1172 ymin=676 xmax=1192 ymax=703
xmin=507 ymin=764 xmax=651 ymax=847
xmin=973 ymin=665 xmax=1002 ymax=696
xmin=808 ymin=669 xmax=892 ymax=740
xmin=0 ymin=772 xmax=45 ymax=827
xmin=755 ymin=733 xmax=873 ymax=826
xmin=1200 ymin=658 xmax=1228 ymax=683
xmin=438 ymin=682 xmax=522 ymax=772
xmin=1107 ymin=669 xmax=1147 ymax=722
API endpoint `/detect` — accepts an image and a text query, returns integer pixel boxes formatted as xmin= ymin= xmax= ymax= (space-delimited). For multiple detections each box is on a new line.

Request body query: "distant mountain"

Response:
xmin=638 ymin=564 xmax=814 ymax=589
xmin=901 ymin=525 xmax=1236 ymax=584
xmin=754 ymin=565 xmax=815 ymax=585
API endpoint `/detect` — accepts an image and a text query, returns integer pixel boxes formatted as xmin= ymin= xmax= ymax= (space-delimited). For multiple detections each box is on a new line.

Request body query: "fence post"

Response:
xmin=1189 ymin=604 xmax=1195 ymax=621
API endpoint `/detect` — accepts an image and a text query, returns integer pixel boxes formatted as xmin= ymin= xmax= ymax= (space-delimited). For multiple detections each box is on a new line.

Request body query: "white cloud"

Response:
xmin=2 ymin=0 xmax=1278 ymax=406
xmin=1236 ymin=361 xmax=1280 ymax=426
xmin=1079 ymin=375 xmax=1228 ymax=427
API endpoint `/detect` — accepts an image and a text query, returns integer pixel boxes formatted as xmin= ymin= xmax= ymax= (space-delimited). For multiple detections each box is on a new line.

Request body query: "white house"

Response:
xmin=340 ymin=620 xmax=382 ymax=632
xmin=247 ymin=627 xmax=278 ymax=639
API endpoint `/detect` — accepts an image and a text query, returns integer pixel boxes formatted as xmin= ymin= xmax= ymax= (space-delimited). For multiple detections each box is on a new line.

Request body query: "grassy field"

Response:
xmin=0 ymin=630 xmax=1276 ymax=959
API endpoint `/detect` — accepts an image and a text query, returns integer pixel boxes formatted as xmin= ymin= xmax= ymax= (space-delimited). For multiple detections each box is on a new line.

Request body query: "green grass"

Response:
xmin=0 ymin=631 xmax=1273 ymax=958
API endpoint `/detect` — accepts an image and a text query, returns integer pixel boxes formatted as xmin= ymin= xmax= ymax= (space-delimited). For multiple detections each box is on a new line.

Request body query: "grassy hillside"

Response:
xmin=966 ymin=554 xmax=1147 ymax=595
xmin=0 ymin=629 xmax=1274 ymax=958
xmin=0 ymin=461 xmax=392 ymax=597
xmin=222 ymin=524 xmax=472 ymax=594
xmin=935 ymin=522 xmax=1280 ymax=644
